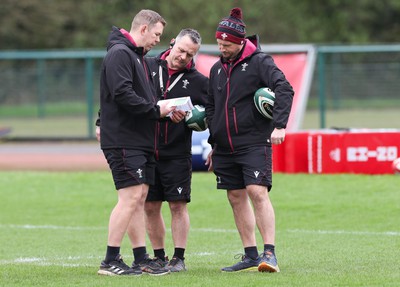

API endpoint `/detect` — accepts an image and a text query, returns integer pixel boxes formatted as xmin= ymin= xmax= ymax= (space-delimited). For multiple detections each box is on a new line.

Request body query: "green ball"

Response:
xmin=254 ymin=87 xmax=275 ymax=120
xmin=185 ymin=105 xmax=208 ymax=131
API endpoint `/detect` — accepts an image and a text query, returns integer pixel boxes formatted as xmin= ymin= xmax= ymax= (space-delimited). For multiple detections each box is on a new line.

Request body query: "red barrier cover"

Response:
xmin=273 ymin=130 xmax=400 ymax=174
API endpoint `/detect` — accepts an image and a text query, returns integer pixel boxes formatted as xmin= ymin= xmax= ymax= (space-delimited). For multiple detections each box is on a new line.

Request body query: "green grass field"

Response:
xmin=1 ymin=107 xmax=399 ymax=139
xmin=0 ymin=172 xmax=399 ymax=286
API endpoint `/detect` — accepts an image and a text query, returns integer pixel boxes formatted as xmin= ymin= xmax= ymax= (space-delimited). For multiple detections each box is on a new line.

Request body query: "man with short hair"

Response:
xmin=206 ymin=7 xmax=294 ymax=273
xmin=97 ymin=9 xmax=174 ymax=276
xmin=145 ymin=28 xmax=208 ymax=272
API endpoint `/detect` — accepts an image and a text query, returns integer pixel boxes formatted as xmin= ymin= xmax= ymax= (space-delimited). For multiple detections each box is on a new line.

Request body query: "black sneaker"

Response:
xmin=258 ymin=250 xmax=280 ymax=273
xmin=166 ymin=257 xmax=186 ymax=272
xmin=137 ymin=254 xmax=171 ymax=276
xmin=98 ymin=254 xmax=142 ymax=276
xmin=153 ymin=256 xmax=169 ymax=268
xmin=221 ymin=254 xmax=260 ymax=272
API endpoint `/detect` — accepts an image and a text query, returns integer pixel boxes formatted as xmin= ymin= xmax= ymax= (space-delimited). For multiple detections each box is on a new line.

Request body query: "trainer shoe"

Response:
xmin=153 ymin=256 xmax=169 ymax=268
xmin=97 ymin=254 xmax=142 ymax=276
xmin=258 ymin=250 xmax=280 ymax=273
xmin=221 ymin=254 xmax=260 ymax=272
xmin=166 ymin=257 xmax=186 ymax=272
xmin=137 ymin=254 xmax=171 ymax=276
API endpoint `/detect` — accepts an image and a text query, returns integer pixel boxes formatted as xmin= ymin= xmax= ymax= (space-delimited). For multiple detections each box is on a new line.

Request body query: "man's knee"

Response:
xmin=227 ymin=189 xmax=246 ymax=205
xmin=145 ymin=201 xmax=162 ymax=216
xmin=169 ymin=201 xmax=187 ymax=215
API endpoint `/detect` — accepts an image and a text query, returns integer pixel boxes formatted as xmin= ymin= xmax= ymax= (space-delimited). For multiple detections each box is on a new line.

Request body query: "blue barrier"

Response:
xmin=191 ymin=130 xmax=211 ymax=171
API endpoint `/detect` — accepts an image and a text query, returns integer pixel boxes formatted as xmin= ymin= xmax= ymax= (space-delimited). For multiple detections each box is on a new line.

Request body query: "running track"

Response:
xmin=0 ymin=141 xmax=108 ymax=171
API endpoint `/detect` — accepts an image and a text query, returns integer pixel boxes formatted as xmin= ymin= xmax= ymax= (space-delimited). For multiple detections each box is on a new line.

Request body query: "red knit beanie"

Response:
xmin=215 ymin=7 xmax=246 ymax=44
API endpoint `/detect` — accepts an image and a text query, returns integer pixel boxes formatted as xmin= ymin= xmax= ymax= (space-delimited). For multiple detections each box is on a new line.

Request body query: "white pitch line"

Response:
xmin=4 ymin=261 xmax=92 ymax=267
xmin=0 ymin=224 xmax=105 ymax=230
xmin=0 ymin=253 xmax=216 ymax=267
xmin=0 ymin=257 xmax=96 ymax=267
xmin=0 ymin=224 xmax=236 ymax=232
xmin=1 ymin=224 xmax=398 ymax=236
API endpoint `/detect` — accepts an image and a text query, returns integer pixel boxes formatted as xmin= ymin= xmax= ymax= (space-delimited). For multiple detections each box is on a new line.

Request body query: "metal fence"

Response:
xmin=1 ymin=44 xmax=400 ymax=139
xmin=314 ymin=44 xmax=400 ymax=129
xmin=0 ymin=50 xmax=105 ymax=139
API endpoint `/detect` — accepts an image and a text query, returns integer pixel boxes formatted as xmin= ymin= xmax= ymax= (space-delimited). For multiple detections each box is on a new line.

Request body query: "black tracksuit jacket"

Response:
xmin=99 ymin=26 xmax=160 ymax=152
xmin=146 ymin=50 xmax=209 ymax=160
xmin=206 ymin=35 xmax=295 ymax=152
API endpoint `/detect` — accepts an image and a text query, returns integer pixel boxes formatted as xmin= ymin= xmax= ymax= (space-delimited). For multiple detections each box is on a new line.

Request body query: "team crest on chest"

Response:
xmin=182 ymin=79 xmax=189 ymax=89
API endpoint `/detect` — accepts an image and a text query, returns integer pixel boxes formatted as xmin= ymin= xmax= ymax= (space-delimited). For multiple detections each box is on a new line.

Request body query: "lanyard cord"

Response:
xmin=159 ymin=65 xmax=184 ymax=97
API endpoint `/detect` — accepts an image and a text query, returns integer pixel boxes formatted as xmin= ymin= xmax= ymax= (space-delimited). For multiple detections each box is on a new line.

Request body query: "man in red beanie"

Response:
xmin=206 ymin=7 xmax=294 ymax=273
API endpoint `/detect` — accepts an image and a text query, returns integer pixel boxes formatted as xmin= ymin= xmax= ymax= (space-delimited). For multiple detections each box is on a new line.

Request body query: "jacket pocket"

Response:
xmin=232 ymin=106 xmax=238 ymax=134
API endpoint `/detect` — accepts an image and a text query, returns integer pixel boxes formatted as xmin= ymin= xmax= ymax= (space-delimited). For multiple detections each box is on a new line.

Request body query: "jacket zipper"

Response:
xmin=162 ymin=74 xmax=172 ymax=145
xmin=142 ymin=54 xmax=158 ymax=157
xmin=224 ymin=63 xmax=234 ymax=152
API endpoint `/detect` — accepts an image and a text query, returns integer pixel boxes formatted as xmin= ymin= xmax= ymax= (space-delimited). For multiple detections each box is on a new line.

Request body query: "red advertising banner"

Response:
xmin=308 ymin=131 xmax=399 ymax=174
xmin=272 ymin=132 xmax=309 ymax=173
xmin=273 ymin=130 xmax=400 ymax=174
xmin=271 ymin=53 xmax=308 ymax=131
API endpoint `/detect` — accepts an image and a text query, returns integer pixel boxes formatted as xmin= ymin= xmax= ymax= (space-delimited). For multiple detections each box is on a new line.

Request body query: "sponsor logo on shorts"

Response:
xmin=136 ymin=168 xmax=143 ymax=178
xmin=254 ymin=171 xmax=260 ymax=178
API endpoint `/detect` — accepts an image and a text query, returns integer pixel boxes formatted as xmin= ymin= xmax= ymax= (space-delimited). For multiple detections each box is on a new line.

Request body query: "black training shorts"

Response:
xmin=102 ymin=148 xmax=155 ymax=190
xmin=212 ymin=145 xmax=272 ymax=191
xmin=147 ymin=157 xmax=192 ymax=202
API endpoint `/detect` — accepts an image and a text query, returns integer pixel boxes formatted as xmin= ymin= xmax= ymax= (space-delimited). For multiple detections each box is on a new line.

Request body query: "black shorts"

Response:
xmin=147 ymin=157 xmax=192 ymax=202
xmin=102 ymin=149 xmax=155 ymax=190
xmin=212 ymin=145 xmax=272 ymax=191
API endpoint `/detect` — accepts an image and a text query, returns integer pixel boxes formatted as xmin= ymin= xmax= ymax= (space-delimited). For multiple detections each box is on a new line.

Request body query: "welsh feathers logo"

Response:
xmin=182 ymin=79 xmax=189 ymax=89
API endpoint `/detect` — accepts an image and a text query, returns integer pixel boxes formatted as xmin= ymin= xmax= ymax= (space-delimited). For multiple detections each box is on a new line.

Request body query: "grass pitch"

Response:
xmin=0 ymin=171 xmax=399 ymax=286
xmin=1 ymin=108 xmax=399 ymax=139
